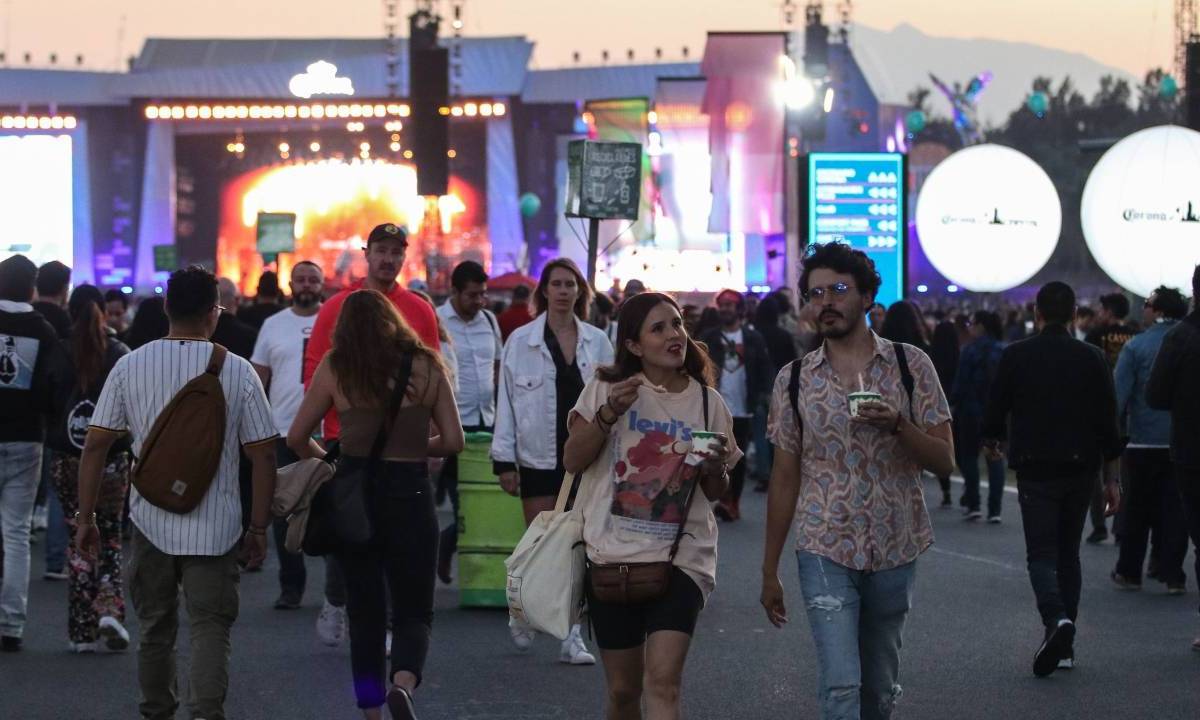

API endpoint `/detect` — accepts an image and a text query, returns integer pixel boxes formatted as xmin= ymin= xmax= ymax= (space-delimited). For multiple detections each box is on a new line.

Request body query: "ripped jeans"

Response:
xmin=796 ymin=551 xmax=917 ymax=720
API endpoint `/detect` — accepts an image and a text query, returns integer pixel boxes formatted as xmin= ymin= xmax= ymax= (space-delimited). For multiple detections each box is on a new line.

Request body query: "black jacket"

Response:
xmin=0 ymin=305 xmax=61 ymax=442
xmin=211 ymin=312 xmax=258 ymax=360
xmin=700 ymin=325 xmax=774 ymax=409
xmin=32 ymin=300 xmax=71 ymax=340
xmin=983 ymin=324 xmax=1122 ymax=474
xmin=1147 ymin=311 xmax=1200 ymax=470
xmin=46 ymin=332 xmax=131 ymax=457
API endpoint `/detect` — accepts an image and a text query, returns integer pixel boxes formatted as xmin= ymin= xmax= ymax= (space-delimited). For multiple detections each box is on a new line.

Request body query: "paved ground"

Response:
xmin=3 ymin=476 xmax=1199 ymax=719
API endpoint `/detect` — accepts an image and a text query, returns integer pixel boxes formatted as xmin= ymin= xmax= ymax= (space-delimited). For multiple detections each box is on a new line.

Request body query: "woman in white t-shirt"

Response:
xmin=563 ymin=292 xmax=741 ymax=720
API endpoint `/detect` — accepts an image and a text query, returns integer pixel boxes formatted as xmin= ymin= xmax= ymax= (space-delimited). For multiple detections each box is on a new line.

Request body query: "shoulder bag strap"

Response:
xmin=892 ymin=342 xmax=915 ymax=421
xmin=788 ymin=360 xmax=803 ymax=435
xmin=367 ymin=352 xmax=414 ymax=469
xmin=205 ymin=344 xmax=228 ymax=377
xmin=665 ymin=380 xmax=709 ymax=561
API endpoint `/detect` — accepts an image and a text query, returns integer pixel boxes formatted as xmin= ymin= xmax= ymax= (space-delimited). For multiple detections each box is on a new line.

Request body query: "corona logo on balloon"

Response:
xmin=1081 ymin=125 xmax=1200 ymax=298
xmin=915 ymin=144 xmax=1061 ymax=293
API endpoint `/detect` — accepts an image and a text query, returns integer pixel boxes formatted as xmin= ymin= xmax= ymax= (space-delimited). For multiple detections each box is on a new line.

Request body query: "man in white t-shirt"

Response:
xmin=700 ymin=289 xmax=773 ymax=521
xmin=249 ymin=261 xmax=347 ymax=641
xmin=76 ymin=265 xmax=277 ymax=720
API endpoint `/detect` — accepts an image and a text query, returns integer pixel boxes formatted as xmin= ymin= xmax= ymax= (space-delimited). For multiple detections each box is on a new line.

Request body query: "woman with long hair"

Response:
xmin=123 ymin=296 xmax=169 ymax=350
xmin=563 ymin=292 xmax=741 ymax=720
xmin=287 ymin=290 xmax=464 ymax=720
xmin=491 ymin=258 xmax=613 ymax=663
xmin=46 ymin=285 xmax=132 ymax=652
xmin=879 ymin=300 xmax=930 ymax=353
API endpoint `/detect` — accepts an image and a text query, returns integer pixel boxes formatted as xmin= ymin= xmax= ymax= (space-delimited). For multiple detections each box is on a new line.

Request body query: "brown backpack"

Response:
xmin=132 ymin=344 xmax=229 ymax=514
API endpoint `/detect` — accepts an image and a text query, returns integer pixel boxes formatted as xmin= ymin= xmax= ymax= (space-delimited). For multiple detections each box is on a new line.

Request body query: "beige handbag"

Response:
xmin=273 ymin=458 xmax=335 ymax=554
xmin=504 ymin=470 xmax=587 ymax=641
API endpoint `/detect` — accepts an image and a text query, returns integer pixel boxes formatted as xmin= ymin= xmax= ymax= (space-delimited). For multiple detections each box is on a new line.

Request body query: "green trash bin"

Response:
xmin=459 ymin=431 xmax=495 ymax=484
xmin=458 ymin=550 xmax=511 ymax=607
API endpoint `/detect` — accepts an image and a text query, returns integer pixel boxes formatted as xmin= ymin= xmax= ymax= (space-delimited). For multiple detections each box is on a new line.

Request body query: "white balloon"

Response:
xmin=1081 ymin=125 xmax=1200 ymax=298
xmin=915 ymin=144 xmax=1061 ymax=292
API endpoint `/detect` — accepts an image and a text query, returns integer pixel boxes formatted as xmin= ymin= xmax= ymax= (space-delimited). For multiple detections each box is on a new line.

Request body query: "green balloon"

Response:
xmin=519 ymin=192 xmax=541 ymax=218
xmin=1161 ymin=75 xmax=1179 ymax=99
xmin=1027 ymin=91 xmax=1049 ymax=116
xmin=905 ymin=110 xmax=926 ymax=134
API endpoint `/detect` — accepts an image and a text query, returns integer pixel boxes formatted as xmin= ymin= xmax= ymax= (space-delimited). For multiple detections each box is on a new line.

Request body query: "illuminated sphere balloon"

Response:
xmin=1160 ymin=75 xmax=1178 ymax=99
xmin=915 ymin=144 xmax=1062 ymax=292
xmin=518 ymin=192 xmax=541 ymax=218
xmin=1081 ymin=125 xmax=1200 ymax=298
xmin=1027 ymin=91 xmax=1049 ymax=116
xmin=905 ymin=110 xmax=926 ymax=134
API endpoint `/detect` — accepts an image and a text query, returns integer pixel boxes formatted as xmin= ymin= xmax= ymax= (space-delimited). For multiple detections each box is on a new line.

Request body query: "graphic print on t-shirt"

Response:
xmin=0 ymin=334 xmax=39 ymax=389
xmin=611 ymin=410 xmax=701 ymax=540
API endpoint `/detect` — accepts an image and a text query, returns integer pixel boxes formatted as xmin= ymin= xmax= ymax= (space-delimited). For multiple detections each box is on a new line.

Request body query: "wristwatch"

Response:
xmin=74 ymin=511 xmax=97 ymax=526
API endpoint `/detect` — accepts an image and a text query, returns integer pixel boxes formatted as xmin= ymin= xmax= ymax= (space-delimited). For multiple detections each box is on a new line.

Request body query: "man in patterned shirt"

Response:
xmin=760 ymin=243 xmax=955 ymax=720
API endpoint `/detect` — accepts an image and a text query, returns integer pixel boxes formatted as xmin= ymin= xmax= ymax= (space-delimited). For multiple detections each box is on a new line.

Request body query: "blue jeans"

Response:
xmin=0 ymin=442 xmax=43 ymax=638
xmin=797 ymin=551 xmax=917 ymax=720
xmin=41 ymin=447 xmax=68 ymax=572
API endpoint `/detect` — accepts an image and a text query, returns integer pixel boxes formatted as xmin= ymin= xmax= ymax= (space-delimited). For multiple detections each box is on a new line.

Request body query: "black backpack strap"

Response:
xmin=788 ymin=360 xmax=803 ymax=434
xmin=701 ymin=381 xmax=710 ymax=430
xmin=892 ymin=342 xmax=915 ymax=422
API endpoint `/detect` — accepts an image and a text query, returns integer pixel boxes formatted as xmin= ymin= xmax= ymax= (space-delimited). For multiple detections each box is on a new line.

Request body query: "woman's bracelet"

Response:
xmin=596 ymin=404 xmax=618 ymax=428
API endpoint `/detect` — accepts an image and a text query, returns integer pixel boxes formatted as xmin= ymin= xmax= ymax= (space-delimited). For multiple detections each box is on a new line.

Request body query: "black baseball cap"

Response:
xmin=367 ymin=223 xmax=408 ymax=247
xmin=364 ymin=222 xmax=408 ymax=247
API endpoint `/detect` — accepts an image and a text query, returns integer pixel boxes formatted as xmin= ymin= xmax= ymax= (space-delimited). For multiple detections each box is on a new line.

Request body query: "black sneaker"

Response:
xmin=0 ymin=636 xmax=22 ymax=652
xmin=1033 ymin=620 xmax=1075 ymax=677
xmin=273 ymin=590 xmax=303 ymax=610
xmin=386 ymin=686 xmax=418 ymax=720
xmin=1086 ymin=528 xmax=1109 ymax=545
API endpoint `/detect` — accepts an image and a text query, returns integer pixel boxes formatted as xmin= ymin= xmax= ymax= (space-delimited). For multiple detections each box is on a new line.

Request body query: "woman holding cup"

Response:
xmin=563 ymin=292 xmax=741 ymax=720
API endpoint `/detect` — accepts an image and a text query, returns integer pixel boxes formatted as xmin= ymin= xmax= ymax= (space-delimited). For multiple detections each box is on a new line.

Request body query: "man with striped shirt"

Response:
xmin=76 ymin=266 xmax=277 ymax=720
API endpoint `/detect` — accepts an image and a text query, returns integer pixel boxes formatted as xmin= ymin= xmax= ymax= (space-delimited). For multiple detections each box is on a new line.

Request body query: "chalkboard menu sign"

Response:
xmin=565 ymin=140 xmax=642 ymax=221
xmin=256 ymin=212 xmax=297 ymax=255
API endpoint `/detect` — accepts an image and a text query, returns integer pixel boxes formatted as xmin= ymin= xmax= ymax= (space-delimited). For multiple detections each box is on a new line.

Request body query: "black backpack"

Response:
xmin=788 ymin=342 xmax=916 ymax=435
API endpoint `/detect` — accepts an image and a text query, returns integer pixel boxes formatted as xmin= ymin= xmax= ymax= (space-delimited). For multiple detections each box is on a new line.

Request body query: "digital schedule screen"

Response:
xmin=806 ymin=153 xmax=906 ymax=307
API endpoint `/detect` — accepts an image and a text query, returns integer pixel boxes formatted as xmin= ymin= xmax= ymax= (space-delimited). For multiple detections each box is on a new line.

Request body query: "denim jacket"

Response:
xmin=1115 ymin=321 xmax=1175 ymax=446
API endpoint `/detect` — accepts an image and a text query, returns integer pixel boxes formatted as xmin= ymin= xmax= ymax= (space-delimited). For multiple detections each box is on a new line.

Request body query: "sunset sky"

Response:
xmin=1 ymin=0 xmax=1177 ymax=76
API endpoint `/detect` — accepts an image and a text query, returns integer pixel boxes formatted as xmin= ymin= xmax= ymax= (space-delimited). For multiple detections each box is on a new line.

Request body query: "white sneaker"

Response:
xmin=508 ymin=615 xmax=536 ymax=651
xmin=98 ymin=616 xmax=130 ymax=651
xmin=987 ymin=515 xmax=1002 ymax=524
xmin=559 ymin=624 xmax=596 ymax=665
xmin=316 ymin=600 xmax=346 ymax=647
xmin=31 ymin=505 xmax=48 ymax=532
xmin=68 ymin=641 xmax=97 ymax=653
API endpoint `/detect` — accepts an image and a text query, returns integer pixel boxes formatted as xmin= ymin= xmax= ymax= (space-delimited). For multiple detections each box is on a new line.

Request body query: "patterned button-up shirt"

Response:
xmin=767 ymin=332 xmax=952 ymax=571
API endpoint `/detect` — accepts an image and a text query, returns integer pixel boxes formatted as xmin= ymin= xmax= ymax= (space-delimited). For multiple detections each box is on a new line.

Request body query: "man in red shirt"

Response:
xmin=303 ymin=223 xmax=440 ymax=440
xmin=496 ymin=284 xmax=534 ymax=342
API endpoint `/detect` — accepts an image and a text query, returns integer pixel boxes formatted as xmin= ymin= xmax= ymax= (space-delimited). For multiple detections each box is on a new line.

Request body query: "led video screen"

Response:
xmin=0 ymin=134 xmax=73 ymax=268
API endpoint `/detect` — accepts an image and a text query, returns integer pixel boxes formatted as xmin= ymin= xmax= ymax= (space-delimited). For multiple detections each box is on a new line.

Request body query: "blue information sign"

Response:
xmin=807 ymin=153 xmax=905 ymax=307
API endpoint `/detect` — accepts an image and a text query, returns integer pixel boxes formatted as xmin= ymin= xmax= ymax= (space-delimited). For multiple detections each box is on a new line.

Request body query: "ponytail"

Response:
xmin=67 ymin=285 xmax=108 ymax=394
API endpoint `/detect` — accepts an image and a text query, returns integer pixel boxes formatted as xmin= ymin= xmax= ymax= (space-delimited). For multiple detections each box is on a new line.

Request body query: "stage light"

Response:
xmin=480 ymin=103 xmax=493 ymax=117
xmin=947 ymin=285 xmax=960 ymax=293
xmin=398 ymin=105 xmax=411 ymax=117
xmin=1081 ymin=125 xmax=1200 ymax=297
xmin=493 ymin=103 xmax=506 ymax=116
xmin=279 ymin=142 xmax=290 ymax=153
xmin=360 ymin=142 xmax=371 ymax=151
xmin=403 ymin=149 xmax=414 ymax=159
xmin=915 ymin=144 xmax=1061 ymax=292
xmin=199 ymin=106 xmax=212 ymax=119
xmin=464 ymin=102 xmax=477 ymax=116
xmin=185 ymin=106 xmax=198 ymax=119
xmin=236 ymin=106 xmax=249 ymax=119
xmin=281 ymin=152 xmax=290 ymax=160
xmin=310 ymin=141 xmax=321 ymax=152
xmin=122 ymin=286 xmax=133 ymax=294
xmin=350 ymin=104 xmax=363 ymax=118
xmin=50 ymin=117 xmax=63 ymax=129
xmin=298 ymin=106 xmax=311 ymax=119
xmin=916 ymin=284 xmax=929 ymax=293
xmin=235 ymin=142 xmax=245 ymax=153
xmin=311 ymin=106 xmax=325 ymax=119
xmin=227 ymin=142 xmax=236 ymax=152
xmin=782 ymin=76 xmax=815 ymax=109
xmin=439 ymin=106 xmax=451 ymax=116
xmin=390 ymin=141 xmax=401 ymax=152
xmin=38 ymin=117 xmax=51 ymax=129
xmin=158 ymin=105 xmax=171 ymax=118
xmin=373 ymin=104 xmax=386 ymax=116
xmin=823 ymin=87 xmax=835 ymax=113
xmin=451 ymin=106 xmax=464 ymax=117
xmin=387 ymin=104 xmax=401 ymax=115
xmin=145 ymin=107 xmax=159 ymax=119
xmin=447 ymin=149 xmax=457 ymax=158
xmin=325 ymin=104 xmax=337 ymax=117
xmin=213 ymin=106 xmax=227 ymax=119
xmin=337 ymin=105 xmax=351 ymax=118
xmin=647 ymin=110 xmax=658 ymax=125
xmin=250 ymin=106 xmax=264 ymax=119
xmin=0 ymin=117 xmax=11 ymax=128
xmin=170 ymin=107 xmax=184 ymax=120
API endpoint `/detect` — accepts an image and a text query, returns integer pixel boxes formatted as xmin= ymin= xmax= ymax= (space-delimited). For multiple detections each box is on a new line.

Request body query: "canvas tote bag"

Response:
xmin=504 ymin=469 xmax=586 ymax=641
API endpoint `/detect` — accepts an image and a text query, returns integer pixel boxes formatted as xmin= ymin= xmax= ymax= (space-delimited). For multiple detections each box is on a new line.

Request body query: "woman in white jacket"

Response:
xmin=491 ymin=258 xmax=614 ymax=664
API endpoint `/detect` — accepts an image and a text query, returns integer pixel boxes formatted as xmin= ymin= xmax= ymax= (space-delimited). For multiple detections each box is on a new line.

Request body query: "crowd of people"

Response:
xmin=0 ymin=229 xmax=1198 ymax=720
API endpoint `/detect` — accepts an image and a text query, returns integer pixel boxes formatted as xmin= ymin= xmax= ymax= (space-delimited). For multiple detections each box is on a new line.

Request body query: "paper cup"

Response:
xmin=689 ymin=431 xmax=725 ymax=458
xmin=848 ymin=391 xmax=883 ymax=417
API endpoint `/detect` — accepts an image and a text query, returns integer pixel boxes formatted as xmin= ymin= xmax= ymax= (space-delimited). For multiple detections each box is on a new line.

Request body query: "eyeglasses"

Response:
xmin=214 ymin=304 xmax=226 ymax=313
xmin=805 ymin=283 xmax=856 ymax=301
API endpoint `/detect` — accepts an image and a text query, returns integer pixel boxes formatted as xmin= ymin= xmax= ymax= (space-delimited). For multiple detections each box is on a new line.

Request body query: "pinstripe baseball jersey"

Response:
xmin=90 ymin=337 xmax=277 ymax=555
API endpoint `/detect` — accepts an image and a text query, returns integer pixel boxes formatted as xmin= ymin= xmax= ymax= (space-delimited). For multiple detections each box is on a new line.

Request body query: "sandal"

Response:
xmin=386 ymin=686 xmax=417 ymax=720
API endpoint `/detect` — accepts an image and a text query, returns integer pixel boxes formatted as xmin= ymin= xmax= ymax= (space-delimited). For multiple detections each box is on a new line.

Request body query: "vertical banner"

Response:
xmin=701 ymin=33 xmax=786 ymax=237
